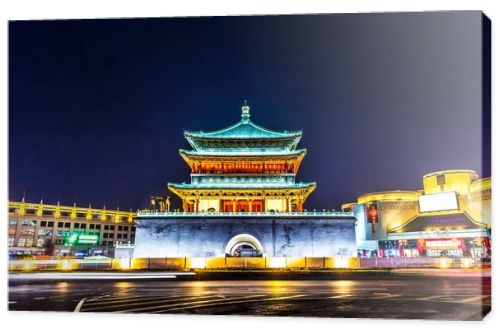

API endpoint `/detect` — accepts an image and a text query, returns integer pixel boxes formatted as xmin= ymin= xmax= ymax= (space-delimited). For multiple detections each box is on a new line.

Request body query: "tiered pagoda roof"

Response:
xmin=168 ymin=102 xmax=316 ymax=211
xmin=183 ymin=104 xmax=302 ymax=152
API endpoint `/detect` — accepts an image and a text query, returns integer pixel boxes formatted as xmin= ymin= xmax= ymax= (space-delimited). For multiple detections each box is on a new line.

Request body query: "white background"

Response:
xmin=419 ymin=192 xmax=459 ymax=212
xmin=0 ymin=0 xmax=498 ymax=332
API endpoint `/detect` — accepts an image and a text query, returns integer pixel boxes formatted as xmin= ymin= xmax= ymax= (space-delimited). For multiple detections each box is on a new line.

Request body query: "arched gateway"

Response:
xmin=225 ymin=234 xmax=264 ymax=257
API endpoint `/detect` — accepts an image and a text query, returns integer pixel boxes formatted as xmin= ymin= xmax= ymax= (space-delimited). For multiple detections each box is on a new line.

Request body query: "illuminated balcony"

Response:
xmin=137 ymin=210 xmax=355 ymax=219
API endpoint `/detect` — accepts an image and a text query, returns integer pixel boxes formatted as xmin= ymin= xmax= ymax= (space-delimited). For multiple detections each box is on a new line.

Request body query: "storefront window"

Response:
xmin=21 ymin=220 xmax=35 ymax=236
xmin=8 ymin=219 xmax=17 ymax=235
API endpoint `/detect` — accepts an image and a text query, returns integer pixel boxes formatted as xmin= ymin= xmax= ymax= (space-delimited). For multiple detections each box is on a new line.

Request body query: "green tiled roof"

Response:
xmin=184 ymin=117 xmax=301 ymax=140
xmin=185 ymin=120 xmax=301 ymax=139
xmin=179 ymin=148 xmax=306 ymax=157
xmin=168 ymin=182 xmax=316 ymax=190
xmin=184 ymin=105 xmax=303 ymax=151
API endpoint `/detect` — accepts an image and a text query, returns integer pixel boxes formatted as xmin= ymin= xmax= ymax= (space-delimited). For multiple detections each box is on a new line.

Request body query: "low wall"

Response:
xmin=134 ymin=216 xmax=357 ymax=258
xmin=8 ymin=256 xmax=477 ymax=271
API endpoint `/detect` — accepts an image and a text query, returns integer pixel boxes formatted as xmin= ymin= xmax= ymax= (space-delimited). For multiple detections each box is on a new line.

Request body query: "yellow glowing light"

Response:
xmin=461 ymin=258 xmax=473 ymax=269
xmin=189 ymin=257 xmax=206 ymax=269
xmin=22 ymin=260 xmax=34 ymax=271
xmin=334 ymin=256 xmax=349 ymax=268
xmin=264 ymin=280 xmax=290 ymax=294
xmin=57 ymin=282 xmax=69 ymax=292
xmin=59 ymin=259 xmax=72 ymax=271
xmin=115 ymin=282 xmax=131 ymax=289
xmin=331 ymin=280 xmax=355 ymax=294
xmin=130 ymin=258 xmax=148 ymax=270
xmin=119 ymin=258 xmax=131 ymax=270
xmin=268 ymin=257 xmax=286 ymax=268
xmin=439 ymin=258 xmax=451 ymax=269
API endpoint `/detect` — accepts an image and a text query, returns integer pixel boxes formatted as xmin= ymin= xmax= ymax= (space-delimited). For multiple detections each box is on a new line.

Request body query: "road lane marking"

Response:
xmin=84 ymin=294 xmax=186 ymax=304
xmin=417 ymin=295 xmax=448 ymax=301
xmin=114 ymin=294 xmax=267 ymax=313
xmin=82 ymin=294 xmax=223 ymax=312
xmin=9 ymin=273 xmax=181 ymax=280
xmin=87 ymin=294 xmax=111 ymax=301
xmin=74 ymin=298 xmax=86 ymax=312
xmin=412 ymin=294 xmax=491 ymax=306
xmin=86 ymin=293 xmax=175 ymax=302
xmin=82 ymin=294 xmax=218 ymax=308
xmin=328 ymin=295 xmax=353 ymax=299
xmin=421 ymin=298 xmax=491 ymax=306
xmin=371 ymin=293 xmax=400 ymax=299
xmin=460 ymin=295 xmax=490 ymax=304
xmin=36 ymin=292 xmax=101 ymax=301
xmin=155 ymin=294 xmax=308 ymax=313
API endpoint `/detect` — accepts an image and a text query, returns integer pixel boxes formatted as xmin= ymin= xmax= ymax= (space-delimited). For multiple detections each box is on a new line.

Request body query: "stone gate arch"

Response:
xmin=225 ymin=234 xmax=264 ymax=257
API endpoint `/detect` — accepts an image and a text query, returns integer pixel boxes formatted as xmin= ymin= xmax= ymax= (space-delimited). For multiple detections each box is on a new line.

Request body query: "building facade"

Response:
xmin=343 ymin=169 xmax=491 ymax=259
xmin=135 ymin=103 xmax=356 ymax=258
xmin=8 ymin=200 xmax=137 ymax=258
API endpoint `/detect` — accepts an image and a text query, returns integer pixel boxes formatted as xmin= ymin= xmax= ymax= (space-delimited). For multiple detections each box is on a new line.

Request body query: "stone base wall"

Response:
xmin=134 ymin=217 xmax=356 ymax=258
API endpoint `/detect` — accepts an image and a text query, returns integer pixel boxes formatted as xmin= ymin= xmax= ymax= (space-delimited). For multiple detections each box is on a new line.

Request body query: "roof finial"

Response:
xmin=241 ymin=100 xmax=250 ymax=120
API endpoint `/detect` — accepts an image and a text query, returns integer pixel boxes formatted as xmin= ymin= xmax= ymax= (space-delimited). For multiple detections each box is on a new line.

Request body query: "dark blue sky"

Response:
xmin=9 ymin=11 xmax=490 ymax=211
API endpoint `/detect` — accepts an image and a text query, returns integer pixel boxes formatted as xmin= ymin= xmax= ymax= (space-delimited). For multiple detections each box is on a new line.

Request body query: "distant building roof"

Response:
xmin=422 ymin=169 xmax=478 ymax=179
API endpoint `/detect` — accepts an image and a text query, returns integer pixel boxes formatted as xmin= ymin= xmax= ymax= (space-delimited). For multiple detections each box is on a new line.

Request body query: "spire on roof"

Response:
xmin=241 ymin=100 xmax=250 ymax=121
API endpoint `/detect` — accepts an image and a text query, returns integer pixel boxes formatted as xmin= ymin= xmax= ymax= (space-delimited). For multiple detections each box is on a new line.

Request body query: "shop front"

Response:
xmin=378 ymin=236 xmax=490 ymax=259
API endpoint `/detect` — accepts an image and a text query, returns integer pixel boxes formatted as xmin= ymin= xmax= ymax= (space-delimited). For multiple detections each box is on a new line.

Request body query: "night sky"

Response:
xmin=9 ymin=11 xmax=490 ymax=211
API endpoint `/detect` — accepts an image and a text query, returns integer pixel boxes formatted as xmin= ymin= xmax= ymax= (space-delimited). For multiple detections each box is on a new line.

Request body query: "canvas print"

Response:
xmin=8 ymin=11 xmax=491 ymax=320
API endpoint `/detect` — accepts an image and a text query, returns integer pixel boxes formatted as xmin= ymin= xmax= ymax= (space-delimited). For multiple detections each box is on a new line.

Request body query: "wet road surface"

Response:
xmin=9 ymin=271 xmax=491 ymax=320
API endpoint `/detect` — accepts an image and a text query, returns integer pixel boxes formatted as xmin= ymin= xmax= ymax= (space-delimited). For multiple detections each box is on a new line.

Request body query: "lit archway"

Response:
xmin=225 ymin=234 xmax=264 ymax=257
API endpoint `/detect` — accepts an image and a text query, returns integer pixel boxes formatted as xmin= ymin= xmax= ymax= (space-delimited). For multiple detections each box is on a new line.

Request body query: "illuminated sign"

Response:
xmin=365 ymin=202 xmax=379 ymax=233
xmin=425 ymin=239 xmax=462 ymax=250
xmin=64 ymin=232 xmax=99 ymax=246
xmin=418 ymin=191 xmax=458 ymax=213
